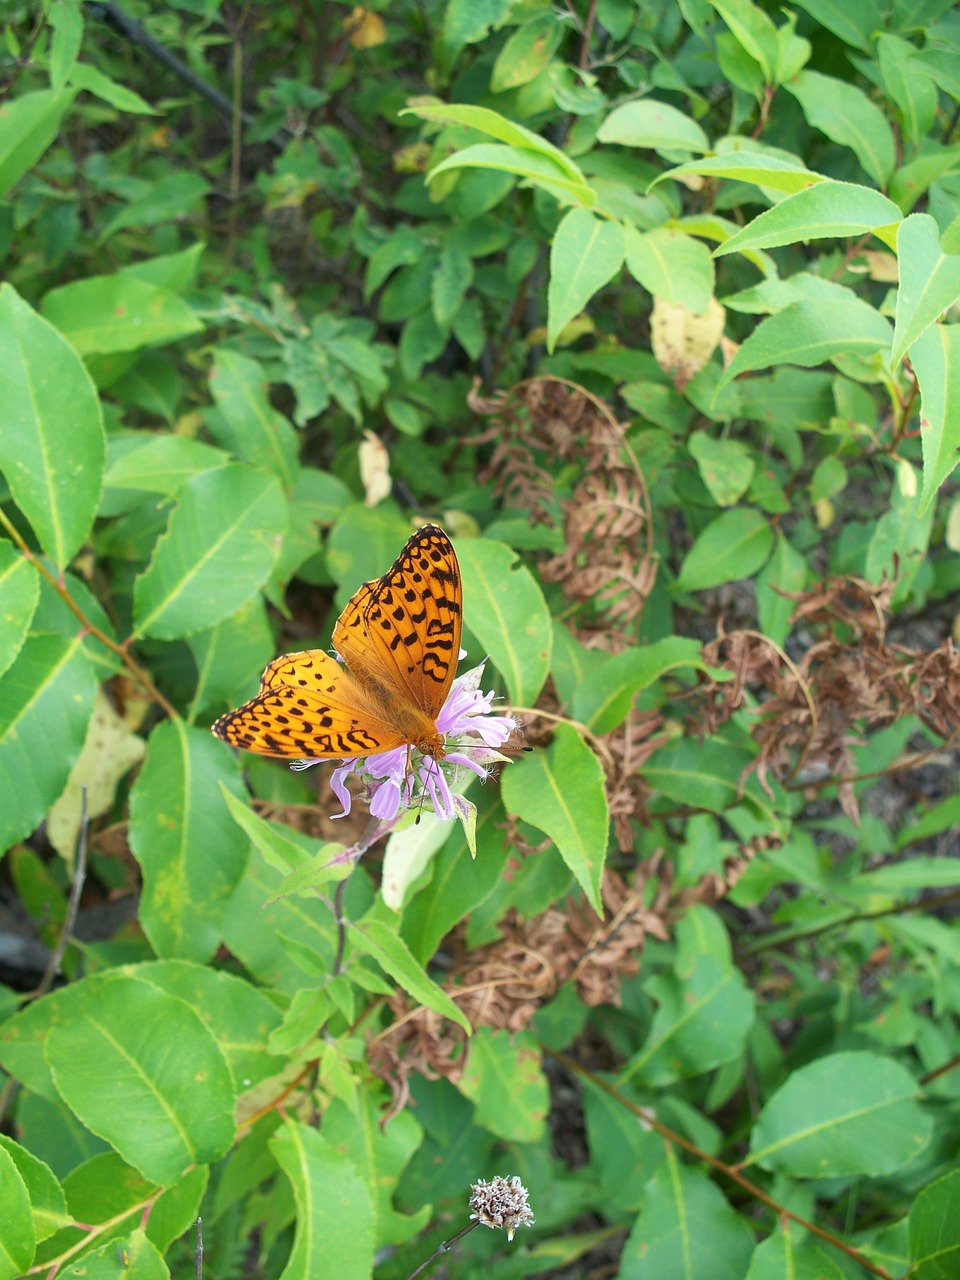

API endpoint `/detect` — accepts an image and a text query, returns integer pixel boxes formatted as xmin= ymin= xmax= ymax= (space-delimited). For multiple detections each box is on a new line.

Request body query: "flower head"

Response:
xmin=468 ymin=1175 xmax=535 ymax=1242
xmin=294 ymin=662 xmax=516 ymax=840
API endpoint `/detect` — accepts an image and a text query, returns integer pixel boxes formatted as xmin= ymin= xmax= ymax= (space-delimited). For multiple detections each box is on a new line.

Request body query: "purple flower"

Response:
xmin=296 ymin=663 xmax=516 ymax=838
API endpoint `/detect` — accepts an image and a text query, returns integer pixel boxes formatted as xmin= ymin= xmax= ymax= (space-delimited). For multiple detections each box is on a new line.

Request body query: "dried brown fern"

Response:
xmin=469 ymin=376 xmax=656 ymax=640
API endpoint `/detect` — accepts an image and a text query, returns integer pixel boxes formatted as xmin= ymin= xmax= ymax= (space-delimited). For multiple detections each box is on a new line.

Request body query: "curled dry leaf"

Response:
xmin=368 ymin=851 xmax=757 ymax=1119
xmin=688 ymin=576 xmax=960 ymax=824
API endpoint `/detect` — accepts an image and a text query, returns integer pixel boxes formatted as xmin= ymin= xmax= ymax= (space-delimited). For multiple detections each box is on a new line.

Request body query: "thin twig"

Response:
xmin=920 ymin=1053 xmax=960 ymax=1088
xmin=0 ymin=510 xmax=178 ymax=719
xmin=34 ymin=786 xmax=90 ymax=996
xmin=90 ymin=2 xmax=257 ymax=128
xmin=741 ymin=885 xmax=960 ymax=957
xmin=550 ymin=1051 xmax=894 ymax=1280
xmin=0 ymin=789 xmax=91 ymax=1127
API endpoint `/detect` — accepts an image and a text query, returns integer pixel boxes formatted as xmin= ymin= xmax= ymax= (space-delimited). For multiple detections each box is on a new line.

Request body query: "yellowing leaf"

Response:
xmin=346 ymin=7 xmax=386 ymax=48
xmin=359 ymin=429 xmax=391 ymax=506
xmin=651 ymin=296 xmax=725 ymax=388
xmin=47 ymin=688 xmax=146 ymax=863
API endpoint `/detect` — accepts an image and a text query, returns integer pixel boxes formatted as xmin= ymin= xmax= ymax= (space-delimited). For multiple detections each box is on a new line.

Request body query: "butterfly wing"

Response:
xmin=211 ymin=648 xmax=407 ymax=759
xmin=333 ymin=524 xmax=463 ymax=722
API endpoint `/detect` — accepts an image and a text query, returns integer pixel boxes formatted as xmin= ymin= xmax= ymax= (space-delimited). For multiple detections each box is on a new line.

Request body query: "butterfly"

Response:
xmin=211 ymin=525 xmax=463 ymax=764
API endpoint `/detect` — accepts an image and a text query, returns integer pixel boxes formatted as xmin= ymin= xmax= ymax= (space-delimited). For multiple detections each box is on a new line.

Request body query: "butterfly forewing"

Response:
xmin=333 ymin=525 xmax=463 ymax=720
xmin=212 ymin=649 xmax=407 ymax=759
xmin=211 ymin=524 xmax=463 ymax=762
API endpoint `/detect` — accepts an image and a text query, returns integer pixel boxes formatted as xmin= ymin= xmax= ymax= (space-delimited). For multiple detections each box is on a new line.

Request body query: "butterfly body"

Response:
xmin=211 ymin=525 xmax=462 ymax=763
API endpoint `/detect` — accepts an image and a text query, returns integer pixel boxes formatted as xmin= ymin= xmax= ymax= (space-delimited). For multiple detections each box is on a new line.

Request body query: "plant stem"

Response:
xmin=550 ymin=1050 xmax=894 ymax=1280
xmin=0 ymin=509 xmax=178 ymax=719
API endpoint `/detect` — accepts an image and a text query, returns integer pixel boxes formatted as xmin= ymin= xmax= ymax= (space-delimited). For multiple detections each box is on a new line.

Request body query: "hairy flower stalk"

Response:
xmin=293 ymin=662 xmax=516 ymax=843
xmin=404 ymin=1176 xmax=534 ymax=1280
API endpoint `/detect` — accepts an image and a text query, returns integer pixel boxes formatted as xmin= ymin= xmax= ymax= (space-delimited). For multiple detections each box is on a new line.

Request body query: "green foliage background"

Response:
xmin=1 ymin=1 xmax=959 ymax=1277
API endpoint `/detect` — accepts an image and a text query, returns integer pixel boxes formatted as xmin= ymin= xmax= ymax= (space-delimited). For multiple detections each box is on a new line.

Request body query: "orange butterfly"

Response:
xmin=211 ymin=525 xmax=463 ymax=763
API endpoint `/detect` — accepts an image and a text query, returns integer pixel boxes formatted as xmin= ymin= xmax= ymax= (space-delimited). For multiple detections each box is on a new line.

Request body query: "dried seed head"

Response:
xmin=468 ymin=1175 xmax=535 ymax=1242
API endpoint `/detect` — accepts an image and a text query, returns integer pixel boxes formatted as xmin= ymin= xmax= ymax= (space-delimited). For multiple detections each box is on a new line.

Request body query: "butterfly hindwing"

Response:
xmin=212 ymin=649 xmax=407 ymax=759
xmin=333 ymin=525 xmax=463 ymax=721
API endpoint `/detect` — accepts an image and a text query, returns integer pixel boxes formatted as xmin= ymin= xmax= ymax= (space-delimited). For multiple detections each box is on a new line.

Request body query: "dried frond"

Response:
xmin=686 ymin=578 xmax=960 ymax=822
xmin=369 ymin=851 xmax=752 ymax=1113
xmin=469 ymin=377 xmax=656 ymax=637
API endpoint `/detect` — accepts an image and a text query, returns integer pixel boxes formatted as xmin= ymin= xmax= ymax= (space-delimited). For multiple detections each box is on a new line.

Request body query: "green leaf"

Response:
xmin=61 ymin=1229 xmax=169 ymax=1279
xmin=347 ymin=918 xmax=472 ymax=1033
xmin=401 ymin=790 xmax=511 ymax=964
xmin=788 ymin=0 xmax=875 ymax=50
xmin=132 ymin=463 xmax=286 ymax=640
xmin=41 ymin=275 xmax=203 ymax=356
xmin=893 ymin=215 xmax=960 ymax=367
xmin=619 ymin=1153 xmax=754 ymax=1280
xmin=755 ymin=534 xmax=806 ymax=646
xmin=891 ymin=148 xmax=960 ymax=217
xmin=573 ymin=636 xmax=714 ymax=735
xmin=644 ymin=736 xmax=756 ymax=812
xmin=878 ymin=34 xmax=937 ymax=149
xmin=658 ymin=152 xmax=822 ymax=196
xmin=716 ymin=182 xmax=901 ymax=258
xmin=712 ymin=0 xmax=779 ymax=82
xmin=675 ymin=508 xmax=773 ymax=591
xmin=745 ymin=1228 xmax=843 ymax=1280
xmin=98 ymin=173 xmax=209 ymax=241
xmin=46 ymin=974 xmax=236 ymax=1185
xmin=105 ymin=435 xmax=227 ymax=497
xmin=896 ymin=801 xmax=960 ymax=853
xmin=624 ymin=225 xmax=715 ymax=312
xmin=67 ymin=62 xmax=155 ymax=114
xmin=133 ymin=960 xmax=283 ymax=1093
xmin=0 ymin=88 xmax=76 ymax=198
xmin=56 ymin=1152 xmax=204 ymax=1257
xmin=500 ymin=723 xmax=608 ymax=915
xmin=188 ymin=597 xmax=272 ymax=718
xmin=786 ymin=71 xmax=895 ymax=187
xmin=911 ymin=323 xmax=960 ymax=514
xmin=0 ymin=633 xmax=96 ymax=856
xmin=429 ymin=142 xmax=592 ymax=204
xmin=0 ymin=285 xmax=105 ymax=568
xmin=129 ymin=721 xmax=250 ymax=962
xmin=747 ymin=1051 xmax=931 ymax=1177
xmin=208 ymin=349 xmax=298 ymax=488
xmin=865 ymin=466 xmax=934 ymax=601
xmin=404 ymin=101 xmax=587 ymax=184
xmin=270 ymin=1122 xmax=375 ymax=1280
xmin=688 ymin=432 xmax=755 ymax=506
xmin=597 ymin=100 xmax=710 ymax=156
xmin=218 ymin=785 xmax=350 ymax=898
xmin=458 ymin=1028 xmax=548 ymax=1142
xmin=49 ymin=0 xmax=83 ymax=91
xmin=623 ymin=954 xmax=755 ymax=1085
xmin=548 ymin=209 xmax=625 ymax=349
xmin=0 ymin=544 xmax=38 ymax=682
xmin=322 ymin=1095 xmax=429 ymax=1246
xmin=0 ymin=1143 xmax=35 ymax=1278
xmin=457 ymin=535 xmax=552 ymax=705
xmin=0 ymin=1135 xmax=69 ymax=1243
xmin=122 ymin=244 xmax=205 ymax=292
xmin=718 ymin=299 xmax=892 ymax=390
xmin=490 ymin=15 xmax=563 ymax=92
xmin=431 ymin=245 xmax=474 ymax=329
xmin=909 ymin=1168 xmax=960 ymax=1280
